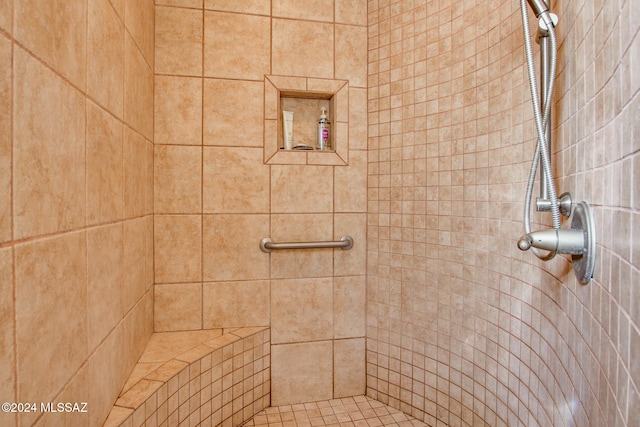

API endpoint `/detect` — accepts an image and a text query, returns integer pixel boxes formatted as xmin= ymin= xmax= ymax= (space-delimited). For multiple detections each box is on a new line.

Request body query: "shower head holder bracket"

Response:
xmin=537 ymin=191 xmax=572 ymax=217
xmin=536 ymin=13 xmax=558 ymax=40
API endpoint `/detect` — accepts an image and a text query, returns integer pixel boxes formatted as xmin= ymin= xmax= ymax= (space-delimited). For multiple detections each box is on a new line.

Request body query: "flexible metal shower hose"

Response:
xmin=520 ymin=0 xmax=560 ymax=261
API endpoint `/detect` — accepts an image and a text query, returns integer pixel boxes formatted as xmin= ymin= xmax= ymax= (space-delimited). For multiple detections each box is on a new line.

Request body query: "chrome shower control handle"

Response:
xmin=517 ymin=229 xmax=585 ymax=255
xmin=517 ymin=235 xmax=533 ymax=251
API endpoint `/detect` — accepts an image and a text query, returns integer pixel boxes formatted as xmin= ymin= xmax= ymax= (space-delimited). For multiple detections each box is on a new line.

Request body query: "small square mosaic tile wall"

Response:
xmin=242 ymin=395 xmax=429 ymax=427
xmin=366 ymin=0 xmax=639 ymax=426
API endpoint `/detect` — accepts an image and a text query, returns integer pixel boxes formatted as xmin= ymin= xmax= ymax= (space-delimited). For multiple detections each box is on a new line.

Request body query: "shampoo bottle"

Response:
xmin=316 ymin=107 xmax=330 ymax=150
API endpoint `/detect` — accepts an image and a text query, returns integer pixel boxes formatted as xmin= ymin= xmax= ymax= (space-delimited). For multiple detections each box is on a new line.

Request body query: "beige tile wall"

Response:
xmin=367 ymin=0 xmax=639 ymax=426
xmin=9 ymin=0 xmax=635 ymax=425
xmin=154 ymin=1 xmax=368 ymax=405
xmin=0 ymin=0 xmax=155 ymax=426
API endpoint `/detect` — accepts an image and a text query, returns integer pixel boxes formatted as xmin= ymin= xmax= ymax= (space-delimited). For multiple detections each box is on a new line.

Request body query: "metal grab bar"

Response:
xmin=260 ymin=235 xmax=354 ymax=253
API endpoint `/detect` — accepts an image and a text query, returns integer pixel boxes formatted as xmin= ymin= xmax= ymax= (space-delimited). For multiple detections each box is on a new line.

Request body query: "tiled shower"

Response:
xmin=0 ymin=0 xmax=637 ymax=426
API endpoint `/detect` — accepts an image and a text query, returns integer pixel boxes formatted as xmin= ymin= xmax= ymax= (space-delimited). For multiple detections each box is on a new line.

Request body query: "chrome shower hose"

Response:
xmin=520 ymin=0 xmax=560 ymax=261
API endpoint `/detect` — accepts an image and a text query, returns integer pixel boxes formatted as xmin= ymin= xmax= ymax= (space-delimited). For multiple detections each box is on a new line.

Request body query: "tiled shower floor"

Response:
xmin=242 ymin=396 xmax=429 ymax=427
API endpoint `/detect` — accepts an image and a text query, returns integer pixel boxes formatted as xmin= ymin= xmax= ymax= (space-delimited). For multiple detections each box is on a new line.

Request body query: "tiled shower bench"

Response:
xmin=103 ymin=327 xmax=270 ymax=427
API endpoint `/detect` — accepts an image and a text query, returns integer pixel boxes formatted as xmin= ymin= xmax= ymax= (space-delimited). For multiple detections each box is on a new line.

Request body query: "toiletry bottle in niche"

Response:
xmin=317 ymin=107 xmax=330 ymax=151
xmin=282 ymin=110 xmax=294 ymax=150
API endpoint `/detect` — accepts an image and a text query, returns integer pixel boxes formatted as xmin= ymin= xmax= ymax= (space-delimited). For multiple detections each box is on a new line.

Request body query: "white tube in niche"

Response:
xmin=282 ymin=110 xmax=294 ymax=150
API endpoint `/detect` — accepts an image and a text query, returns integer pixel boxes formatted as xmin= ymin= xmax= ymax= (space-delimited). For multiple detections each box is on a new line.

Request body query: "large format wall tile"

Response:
xmin=123 ymin=128 xmax=150 ymax=219
xmin=271 ymin=278 xmax=333 ymax=343
xmin=334 ymin=213 xmax=366 ymax=276
xmin=333 ymin=338 xmax=365 ymax=398
xmin=154 ymin=283 xmax=202 ymax=331
xmin=154 ymin=145 xmax=202 ymax=214
xmin=270 ymin=165 xmax=333 ymax=213
xmin=348 ymin=88 xmax=367 ymax=150
xmin=272 ymin=0 xmax=333 ymax=22
xmin=0 ymin=0 xmax=11 ymax=35
xmin=87 ymin=224 xmax=124 ymax=350
xmin=203 ymin=147 xmax=269 ymax=213
xmin=204 ymin=11 xmax=270 ymax=80
xmin=271 ymin=341 xmax=333 ymax=405
xmin=123 ymin=291 xmax=154 ymax=378
xmin=154 ymin=215 xmax=202 ymax=284
xmin=203 ymin=280 xmax=269 ymax=327
xmin=88 ymin=0 xmax=124 ymax=118
xmin=272 ymin=19 xmax=334 ymax=79
xmin=203 ymin=79 xmax=264 ymax=146
xmin=335 ymin=24 xmax=367 ymax=88
xmin=155 ymin=6 xmax=202 ymax=76
xmin=109 ymin=0 xmax=124 ymax=19
xmin=15 ymin=232 xmax=88 ymax=405
xmin=86 ymin=101 xmax=123 ymax=225
xmin=270 ymin=214 xmax=334 ymax=279
xmin=335 ymin=150 xmax=367 ymax=212
xmin=334 ymin=275 xmax=365 ymax=339
xmin=124 ymin=0 xmax=154 ymax=66
xmin=35 ymin=355 xmax=90 ymax=426
xmin=202 ymin=214 xmax=269 ymax=281
xmin=124 ymin=34 xmax=153 ymax=140
xmin=86 ymin=326 xmax=127 ymax=427
xmin=335 ymin=0 xmax=366 ymax=26
xmin=14 ymin=0 xmax=86 ymax=88
xmin=13 ymin=48 xmax=86 ymax=240
xmin=155 ymin=75 xmax=202 ymax=146
xmin=158 ymin=0 xmax=202 ymax=8
xmin=204 ymin=0 xmax=269 ymax=14
xmin=123 ymin=218 xmax=147 ymax=311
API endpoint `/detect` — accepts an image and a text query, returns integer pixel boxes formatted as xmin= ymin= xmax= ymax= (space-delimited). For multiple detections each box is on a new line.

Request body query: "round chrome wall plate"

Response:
xmin=571 ymin=201 xmax=596 ymax=284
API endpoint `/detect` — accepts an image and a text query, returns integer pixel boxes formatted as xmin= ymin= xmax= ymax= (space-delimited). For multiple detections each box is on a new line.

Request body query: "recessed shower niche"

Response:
xmin=263 ymin=75 xmax=349 ymax=165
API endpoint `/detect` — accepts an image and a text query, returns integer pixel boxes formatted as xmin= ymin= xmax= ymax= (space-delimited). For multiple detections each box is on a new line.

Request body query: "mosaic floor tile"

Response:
xmin=242 ymin=396 xmax=430 ymax=427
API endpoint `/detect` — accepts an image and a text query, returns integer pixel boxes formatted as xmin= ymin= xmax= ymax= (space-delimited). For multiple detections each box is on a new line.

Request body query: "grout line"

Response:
xmin=200 ymin=0 xmax=205 ymax=331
